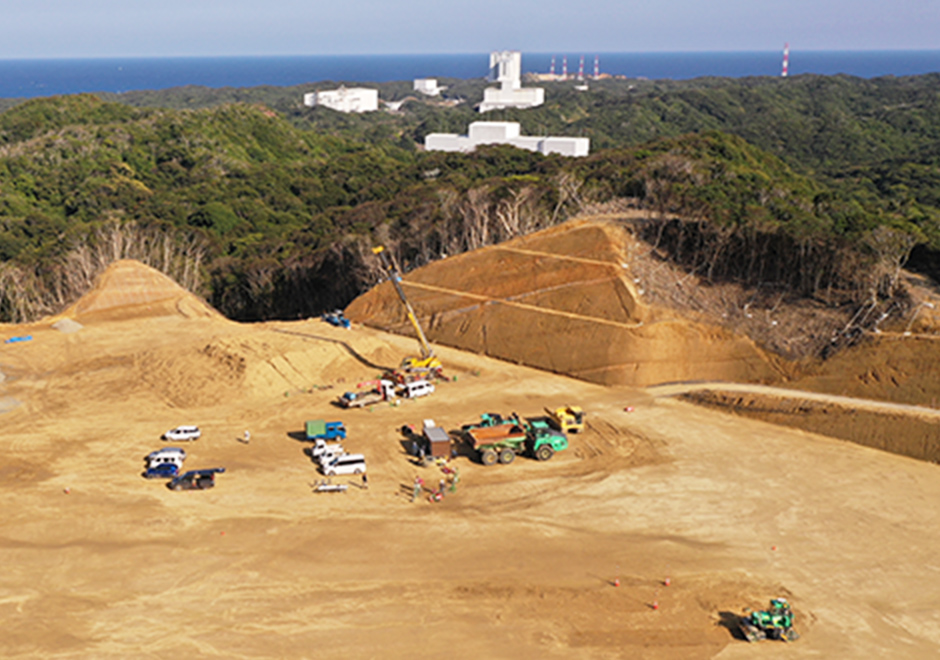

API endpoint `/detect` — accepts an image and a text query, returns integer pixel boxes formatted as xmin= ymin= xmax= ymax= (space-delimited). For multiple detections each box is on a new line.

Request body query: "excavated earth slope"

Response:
xmin=347 ymin=219 xmax=786 ymax=387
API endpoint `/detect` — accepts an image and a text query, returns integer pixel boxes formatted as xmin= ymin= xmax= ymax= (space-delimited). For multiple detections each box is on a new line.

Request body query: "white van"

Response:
xmin=146 ymin=447 xmax=186 ymax=469
xmin=322 ymin=453 xmax=367 ymax=476
xmin=163 ymin=425 xmax=201 ymax=441
xmin=401 ymin=380 xmax=434 ymax=399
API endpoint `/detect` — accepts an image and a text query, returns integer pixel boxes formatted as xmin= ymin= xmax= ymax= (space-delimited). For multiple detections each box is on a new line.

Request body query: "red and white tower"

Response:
xmin=562 ymin=55 xmax=568 ymax=80
xmin=578 ymin=55 xmax=585 ymax=81
xmin=782 ymin=43 xmax=790 ymax=77
xmin=594 ymin=55 xmax=599 ymax=79
xmin=550 ymin=56 xmax=556 ymax=78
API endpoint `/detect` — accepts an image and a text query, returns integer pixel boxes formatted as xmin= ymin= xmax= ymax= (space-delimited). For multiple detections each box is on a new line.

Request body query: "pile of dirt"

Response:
xmin=347 ymin=219 xmax=786 ymax=387
xmin=57 ymin=259 xmax=220 ymax=322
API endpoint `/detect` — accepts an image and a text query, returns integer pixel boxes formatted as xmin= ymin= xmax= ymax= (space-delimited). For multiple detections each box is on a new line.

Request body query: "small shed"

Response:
xmin=423 ymin=424 xmax=451 ymax=458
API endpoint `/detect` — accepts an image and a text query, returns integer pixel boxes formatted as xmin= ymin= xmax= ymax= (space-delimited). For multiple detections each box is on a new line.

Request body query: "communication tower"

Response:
xmin=782 ymin=43 xmax=789 ymax=77
xmin=578 ymin=55 xmax=585 ymax=81
xmin=550 ymin=55 xmax=556 ymax=78
xmin=594 ymin=55 xmax=600 ymax=79
xmin=562 ymin=55 xmax=568 ymax=80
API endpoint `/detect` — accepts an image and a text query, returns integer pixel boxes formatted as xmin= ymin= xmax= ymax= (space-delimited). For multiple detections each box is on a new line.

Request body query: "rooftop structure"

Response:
xmin=425 ymin=121 xmax=589 ymax=158
xmin=479 ymin=51 xmax=544 ymax=113
xmin=414 ymin=78 xmax=442 ymax=96
xmin=303 ymin=87 xmax=378 ymax=113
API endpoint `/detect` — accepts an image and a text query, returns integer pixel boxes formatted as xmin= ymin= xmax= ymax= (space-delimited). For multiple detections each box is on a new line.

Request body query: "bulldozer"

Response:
xmin=545 ymin=406 xmax=585 ymax=434
xmin=738 ymin=598 xmax=800 ymax=643
xmin=372 ymin=246 xmax=443 ymax=376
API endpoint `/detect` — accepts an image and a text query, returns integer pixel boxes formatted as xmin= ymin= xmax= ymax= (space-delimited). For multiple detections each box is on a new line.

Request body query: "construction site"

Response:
xmin=2 ymin=215 xmax=940 ymax=658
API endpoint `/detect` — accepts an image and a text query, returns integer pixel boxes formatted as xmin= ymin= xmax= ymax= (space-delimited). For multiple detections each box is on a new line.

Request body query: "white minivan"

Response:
xmin=322 ymin=453 xmax=367 ymax=476
xmin=147 ymin=447 xmax=186 ymax=469
xmin=401 ymin=380 xmax=434 ymax=399
xmin=163 ymin=425 xmax=201 ymax=441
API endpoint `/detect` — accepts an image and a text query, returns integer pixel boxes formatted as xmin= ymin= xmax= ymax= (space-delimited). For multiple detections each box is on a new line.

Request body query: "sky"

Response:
xmin=0 ymin=0 xmax=938 ymax=59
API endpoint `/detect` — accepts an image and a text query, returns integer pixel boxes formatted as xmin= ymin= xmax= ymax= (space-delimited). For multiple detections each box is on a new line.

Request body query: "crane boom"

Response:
xmin=372 ymin=246 xmax=442 ymax=372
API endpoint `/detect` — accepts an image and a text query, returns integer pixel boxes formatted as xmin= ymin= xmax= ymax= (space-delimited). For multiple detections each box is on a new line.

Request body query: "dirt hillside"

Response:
xmin=346 ymin=220 xmax=785 ymax=387
xmin=2 ymin=259 xmax=940 ymax=658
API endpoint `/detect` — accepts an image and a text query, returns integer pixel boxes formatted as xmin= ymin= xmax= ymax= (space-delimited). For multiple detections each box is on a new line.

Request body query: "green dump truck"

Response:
xmin=465 ymin=416 xmax=568 ymax=465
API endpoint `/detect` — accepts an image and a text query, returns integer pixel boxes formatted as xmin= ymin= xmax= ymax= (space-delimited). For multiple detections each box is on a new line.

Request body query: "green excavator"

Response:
xmin=739 ymin=598 xmax=800 ymax=643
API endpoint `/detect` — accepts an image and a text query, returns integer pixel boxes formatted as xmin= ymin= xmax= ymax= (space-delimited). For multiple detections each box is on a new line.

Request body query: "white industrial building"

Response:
xmin=479 ymin=51 xmax=545 ymax=113
xmin=303 ymin=87 xmax=378 ymax=113
xmin=413 ymin=78 xmax=442 ymax=96
xmin=425 ymin=121 xmax=589 ymax=158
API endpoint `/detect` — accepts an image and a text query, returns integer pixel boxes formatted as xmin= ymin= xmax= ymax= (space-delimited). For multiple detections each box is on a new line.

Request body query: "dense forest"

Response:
xmin=1 ymin=73 xmax=939 ymax=352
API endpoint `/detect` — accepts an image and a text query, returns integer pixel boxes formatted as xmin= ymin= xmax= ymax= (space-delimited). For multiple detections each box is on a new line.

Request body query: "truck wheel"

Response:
xmin=536 ymin=445 xmax=554 ymax=461
xmin=499 ymin=448 xmax=515 ymax=464
xmin=481 ymin=449 xmax=498 ymax=466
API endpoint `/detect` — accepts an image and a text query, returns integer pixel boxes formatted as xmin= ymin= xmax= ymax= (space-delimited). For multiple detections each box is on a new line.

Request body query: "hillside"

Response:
xmin=1 ymin=94 xmax=925 ymax=342
xmin=348 ymin=218 xmax=785 ymax=386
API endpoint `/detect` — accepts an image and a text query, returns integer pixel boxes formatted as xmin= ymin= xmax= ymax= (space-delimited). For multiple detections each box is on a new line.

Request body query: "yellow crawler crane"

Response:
xmin=372 ymin=246 xmax=443 ymax=375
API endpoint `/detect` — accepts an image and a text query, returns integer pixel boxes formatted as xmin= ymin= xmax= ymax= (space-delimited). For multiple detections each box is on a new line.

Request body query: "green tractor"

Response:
xmin=739 ymin=598 xmax=800 ymax=643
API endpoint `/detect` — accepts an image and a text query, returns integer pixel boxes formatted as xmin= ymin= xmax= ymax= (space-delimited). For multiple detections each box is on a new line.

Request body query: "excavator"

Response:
xmin=372 ymin=246 xmax=443 ymax=377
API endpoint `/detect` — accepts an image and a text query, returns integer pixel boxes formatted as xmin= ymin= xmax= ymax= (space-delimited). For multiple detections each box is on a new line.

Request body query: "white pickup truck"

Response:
xmin=310 ymin=438 xmax=344 ymax=465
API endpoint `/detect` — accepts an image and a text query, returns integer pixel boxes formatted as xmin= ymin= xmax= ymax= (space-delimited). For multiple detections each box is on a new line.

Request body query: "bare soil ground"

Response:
xmin=2 ymin=258 xmax=940 ymax=658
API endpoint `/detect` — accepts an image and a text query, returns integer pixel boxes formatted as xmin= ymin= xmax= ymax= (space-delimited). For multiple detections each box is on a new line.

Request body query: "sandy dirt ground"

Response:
xmin=2 ymin=262 xmax=940 ymax=659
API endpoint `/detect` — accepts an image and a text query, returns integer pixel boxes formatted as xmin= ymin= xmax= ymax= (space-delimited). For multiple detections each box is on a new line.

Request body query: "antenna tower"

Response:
xmin=578 ymin=55 xmax=585 ymax=80
xmin=550 ymin=55 xmax=556 ymax=77
xmin=594 ymin=55 xmax=599 ymax=79
xmin=562 ymin=55 xmax=568 ymax=80
xmin=782 ymin=43 xmax=789 ymax=77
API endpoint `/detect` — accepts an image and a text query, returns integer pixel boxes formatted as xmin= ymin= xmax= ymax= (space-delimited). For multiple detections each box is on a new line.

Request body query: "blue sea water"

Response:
xmin=0 ymin=51 xmax=938 ymax=99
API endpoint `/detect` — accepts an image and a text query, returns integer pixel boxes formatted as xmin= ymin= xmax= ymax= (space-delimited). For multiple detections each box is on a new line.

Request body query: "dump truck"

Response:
xmin=305 ymin=419 xmax=347 ymax=441
xmin=544 ymin=406 xmax=586 ymax=433
xmin=339 ymin=379 xmax=396 ymax=408
xmin=465 ymin=417 xmax=568 ymax=465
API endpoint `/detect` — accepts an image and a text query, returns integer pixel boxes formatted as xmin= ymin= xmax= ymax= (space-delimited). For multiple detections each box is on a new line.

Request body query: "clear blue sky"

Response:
xmin=1 ymin=0 xmax=937 ymax=59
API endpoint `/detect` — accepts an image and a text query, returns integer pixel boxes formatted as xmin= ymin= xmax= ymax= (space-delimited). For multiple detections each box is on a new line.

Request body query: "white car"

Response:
xmin=163 ymin=425 xmax=201 ymax=442
xmin=400 ymin=380 xmax=434 ymax=399
xmin=322 ymin=453 xmax=366 ymax=476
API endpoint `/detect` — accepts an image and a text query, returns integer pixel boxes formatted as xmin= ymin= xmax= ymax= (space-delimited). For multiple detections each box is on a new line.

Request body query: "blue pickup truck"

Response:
xmin=305 ymin=419 xmax=347 ymax=441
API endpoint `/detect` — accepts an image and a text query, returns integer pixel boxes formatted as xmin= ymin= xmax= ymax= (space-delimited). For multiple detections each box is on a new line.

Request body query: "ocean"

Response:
xmin=1 ymin=51 xmax=939 ymax=99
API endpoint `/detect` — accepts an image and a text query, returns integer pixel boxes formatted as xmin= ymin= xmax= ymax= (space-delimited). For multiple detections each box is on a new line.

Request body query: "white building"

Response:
xmin=425 ymin=121 xmax=589 ymax=158
xmin=303 ymin=87 xmax=378 ymax=113
xmin=413 ymin=78 xmax=441 ymax=96
xmin=479 ymin=51 xmax=545 ymax=113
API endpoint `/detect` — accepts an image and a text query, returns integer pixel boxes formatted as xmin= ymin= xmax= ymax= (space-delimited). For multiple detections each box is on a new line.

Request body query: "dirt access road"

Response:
xmin=1 ymin=309 xmax=939 ymax=658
